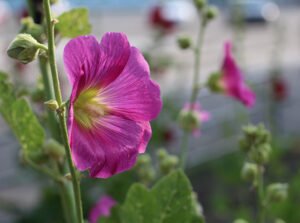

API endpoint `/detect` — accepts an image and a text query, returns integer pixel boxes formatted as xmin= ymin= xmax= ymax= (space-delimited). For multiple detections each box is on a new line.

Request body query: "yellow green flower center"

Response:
xmin=73 ymin=88 xmax=107 ymax=129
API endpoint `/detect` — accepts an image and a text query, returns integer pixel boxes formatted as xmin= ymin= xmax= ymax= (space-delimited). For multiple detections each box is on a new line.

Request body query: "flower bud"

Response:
xmin=44 ymin=139 xmax=65 ymax=161
xmin=44 ymin=99 xmax=59 ymax=111
xmin=193 ymin=0 xmax=206 ymax=10
xmin=267 ymin=183 xmax=288 ymax=203
xmin=178 ymin=110 xmax=200 ymax=133
xmin=249 ymin=143 xmax=272 ymax=164
xmin=233 ymin=219 xmax=249 ymax=223
xmin=156 ymin=148 xmax=168 ymax=160
xmin=241 ymin=162 xmax=258 ymax=182
xmin=159 ymin=155 xmax=179 ymax=175
xmin=177 ymin=36 xmax=192 ymax=50
xmin=7 ymin=34 xmax=45 ymax=64
xmin=205 ymin=6 xmax=218 ymax=20
xmin=207 ymin=72 xmax=223 ymax=93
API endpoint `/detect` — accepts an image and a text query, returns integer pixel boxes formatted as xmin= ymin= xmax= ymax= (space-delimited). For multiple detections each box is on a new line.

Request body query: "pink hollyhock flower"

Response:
xmin=208 ymin=42 xmax=256 ymax=108
xmin=64 ymin=32 xmax=162 ymax=178
xmin=89 ymin=195 xmax=116 ymax=223
xmin=221 ymin=42 xmax=256 ymax=107
xmin=178 ymin=103 xmax=210 ymax=137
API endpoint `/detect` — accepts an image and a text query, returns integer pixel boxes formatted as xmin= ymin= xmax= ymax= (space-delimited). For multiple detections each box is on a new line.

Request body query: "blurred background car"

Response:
xmin=228 ymin=0 xmax=280 ymax=23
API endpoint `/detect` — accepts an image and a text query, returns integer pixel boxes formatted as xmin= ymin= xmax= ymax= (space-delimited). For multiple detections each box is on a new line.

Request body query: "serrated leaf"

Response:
xmin=103 ymin=170 xmax=196 ymax=223
xmin=0 ymin=72 xmax=45 ymax=156
xmin=56 ymin=8 xmax=92 ymax=38
xmin=121 ymin=184 xmax=159 ymax=223
xmin=151 ymin=170 xmax=194 ymax=223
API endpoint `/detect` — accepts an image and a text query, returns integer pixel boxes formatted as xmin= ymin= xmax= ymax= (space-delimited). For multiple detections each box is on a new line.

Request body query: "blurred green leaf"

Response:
xmin=56 ymin=8 xmax=92 ymax=38
xmin=101 ymin=170 xmax=196 ymax=223
xmin=0 ymin=72 xmax=45 ymax=157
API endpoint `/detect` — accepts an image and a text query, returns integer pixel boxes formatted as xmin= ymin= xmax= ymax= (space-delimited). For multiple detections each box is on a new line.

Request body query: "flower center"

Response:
xmin=73 ymin=88 xmax=107 ymax=129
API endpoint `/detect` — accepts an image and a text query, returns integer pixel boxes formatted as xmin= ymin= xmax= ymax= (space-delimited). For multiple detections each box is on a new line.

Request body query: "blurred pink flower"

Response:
xmin=220 ymin=42 xmax=256 ymax=107
xmin=89 ymin=195 xmax=116 ymax=223
xmin=179 ymin=103 xmax=210 ymax=137
xmin=64 ymin=32 xmax=162 ymax=178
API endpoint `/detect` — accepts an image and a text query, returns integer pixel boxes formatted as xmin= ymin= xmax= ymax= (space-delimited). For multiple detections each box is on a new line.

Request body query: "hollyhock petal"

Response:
xmin=64 ymin=33 xmax=130 ymax=88
xmin=89 ymin=195 xmax=117 ymax=223
xmin=100 ymin=47 xmax=162 ymax=121
xmin=222 ymin=41 xmax=256 ymax=107
xmin=69 ymin=114 xmax=145 ymax=178
xmin=98 ymin=32 xmax=131 ymax=87
xmin=137 ymin=122 xmax=152 ymax=153
xmin=64 ymin=35 xmax=100 ymax=85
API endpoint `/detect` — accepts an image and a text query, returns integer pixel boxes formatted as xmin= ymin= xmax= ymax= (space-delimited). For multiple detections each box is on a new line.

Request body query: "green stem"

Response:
xmin=180 ymin=14 xmax=207 ymax=167
xmin=180 ymin=131 xmax=189 ymax=169
xmin=43 ymin=0 xmax=84 ymax=222
xmin=38 ymin=56 xmax=61 ymax=141
xmin=257 ymin=166 xmax=266 ymax=223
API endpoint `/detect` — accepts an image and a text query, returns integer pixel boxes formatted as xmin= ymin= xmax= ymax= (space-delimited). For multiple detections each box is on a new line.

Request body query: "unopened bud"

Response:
xmin=193 ymin=0 xmax=206 ymax=10
xmin=241 ymin=162 xmax=258 ymax=182
xmin=177 ymin=36 xmax=191 ymax=49
xmin=160 ymin=155 xmax=179 ymax=175
xmin=178 ymin=110 xmax=200 ymax=132
xmin=267 ymin=183 xmax=288 ymax=203
xmin=249 ymin=143 xmax=272 ymax=164
xmin=205 ymin=6 xmax=218 ymax=20
xmin=44 ymin=99 xmax=59 ymax=111
xmin=137 ymin=154 xmax=151 ymax=166
xmin=7 ymin=34 xmax=46 ymax=64
xmin=156 ymin=148 xmax=168 ymax=160
xmin=207 ymin=72 xmax=223 ymax=93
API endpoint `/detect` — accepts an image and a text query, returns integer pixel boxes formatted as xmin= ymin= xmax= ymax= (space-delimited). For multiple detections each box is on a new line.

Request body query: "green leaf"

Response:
xmin=102 ymin=170 xmax=197 ymax=223
xmin=0 ymin=72 xmax=45 ymax=157
xmin=56 ymin=8 xmax=92 ymax=38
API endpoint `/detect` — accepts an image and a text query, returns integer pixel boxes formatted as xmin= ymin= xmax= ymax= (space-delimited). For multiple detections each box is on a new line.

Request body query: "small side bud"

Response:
xmin=159 ymin=155 xmax=179 ymax=175
xmin=241 ymin=162 xmax=258 ymax=183
xmin=178 ymin=110 xmax=200 ymax=133
xmin=156 ymin=148 xmax=168 ymax=160
xmin=177 ymin=36 xmax=192 ymax=49
xmin=193 ymin=0 xmax=206 ymax=10
xmin=205 ymin=6 xmax=218 ymax=20
xmin=267 ymin=183 xmax=288 ymax=203
xmin=233 ymin=219 xmax=249 ymax=223
xmin=44 ymin=99 xmax=59 ymax=111
xmin=7 ymin=34 xmax=45 ymax=64
xmin=207 ymin=72 xmax=223 ymax=93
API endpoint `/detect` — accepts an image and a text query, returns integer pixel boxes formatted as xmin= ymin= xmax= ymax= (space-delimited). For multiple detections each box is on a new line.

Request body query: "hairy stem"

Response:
xmin=180 ymin=14 xmax=207 ymax=168
xmin=43 ymin=0 xmax=84 ymax=222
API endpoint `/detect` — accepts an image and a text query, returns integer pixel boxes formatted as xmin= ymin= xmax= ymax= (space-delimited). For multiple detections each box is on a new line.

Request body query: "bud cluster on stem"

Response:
xmin=238 ymin=124 xmax=288 ymax=223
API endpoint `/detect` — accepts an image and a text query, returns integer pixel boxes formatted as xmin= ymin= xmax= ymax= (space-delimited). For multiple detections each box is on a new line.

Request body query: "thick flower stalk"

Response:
xmin=64 ymin=32 xmax=162 ymax=178
xmin=89 ymin=195 xmax=117 ymax=223
xmin=208 ymin=42 xmax=256 ymax=107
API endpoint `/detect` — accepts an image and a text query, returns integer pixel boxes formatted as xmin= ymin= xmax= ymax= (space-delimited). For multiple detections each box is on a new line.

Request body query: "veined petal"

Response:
xmin=63 ymin=35 xmax=101 ymax=85
xmin=222 ymin=41 xmax=256 ymax=107
xmin=63 ymin=33 xmax=130 ymax=89
xmin=137 ymin=122 xmax=152 ymax=153
xmin=69 ymin=114 xmax=145 ymax=178
xmin=100 ymin=47 xmax=162 ymax=122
